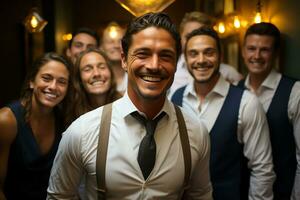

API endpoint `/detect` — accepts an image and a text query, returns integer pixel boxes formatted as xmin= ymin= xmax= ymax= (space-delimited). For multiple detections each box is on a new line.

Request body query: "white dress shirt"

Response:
xmin=47 ymin=93 xmax=212 ymax=200
xmin=244 ymin=69 xmax=300 ymax=200
xmin=116 ymin=73 xmax=128 ymax=94
xmin=181 ymin=76 xmax=275 ymax=200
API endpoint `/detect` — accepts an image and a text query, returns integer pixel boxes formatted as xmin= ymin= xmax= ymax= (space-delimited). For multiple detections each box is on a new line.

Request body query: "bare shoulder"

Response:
xmin=0 ymin=107 xmax=17 ymax=144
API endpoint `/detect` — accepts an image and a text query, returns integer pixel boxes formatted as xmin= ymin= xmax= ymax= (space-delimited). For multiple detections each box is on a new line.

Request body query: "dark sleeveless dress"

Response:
xmin=4 ymin=101 xmax=63 ymax=200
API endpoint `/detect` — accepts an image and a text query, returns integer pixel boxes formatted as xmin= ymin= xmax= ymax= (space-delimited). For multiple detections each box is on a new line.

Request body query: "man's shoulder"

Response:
xmin=176 ymin=105 xmax=208 ymax=138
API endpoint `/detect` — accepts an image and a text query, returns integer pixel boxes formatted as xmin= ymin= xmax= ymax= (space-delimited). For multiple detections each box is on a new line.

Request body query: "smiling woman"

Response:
xmin=0 ymin=52 xmax=71 ymax=200
xmin=65 ymin=48 xmax=122 ymax=125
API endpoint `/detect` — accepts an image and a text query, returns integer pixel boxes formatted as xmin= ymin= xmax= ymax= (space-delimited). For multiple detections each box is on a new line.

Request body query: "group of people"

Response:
xmin=0 ymin=10 xmax=299 ymax=200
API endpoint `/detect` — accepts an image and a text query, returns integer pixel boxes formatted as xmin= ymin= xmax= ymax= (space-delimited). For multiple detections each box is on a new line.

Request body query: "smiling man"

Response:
xmin=171 ymin=26 xmax=275 ymax=200
xmin=47 ymin=13 xmax=212 ymax=200
xmin=239 ymin=22 xmax=300 ymax=200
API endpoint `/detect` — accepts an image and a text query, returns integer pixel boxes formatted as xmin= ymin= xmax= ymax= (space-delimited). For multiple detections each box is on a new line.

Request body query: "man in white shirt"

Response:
xmin=169 ymin=11 xmax=242 ymax=96
xmin=171 ymin=26 xmax=275 ymax=200
xmin=47 ymin=12 xmax=212 ymax=200
xmin=240 ymin=22 xmax=300 ymax=200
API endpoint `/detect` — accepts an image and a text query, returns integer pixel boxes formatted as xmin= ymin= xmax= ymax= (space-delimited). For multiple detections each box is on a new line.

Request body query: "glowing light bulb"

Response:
xmin=109 ymin=26 xmax=118 ymax=39
xmin=218 ymin=22 xmax=226 ymax=34
xmin=62 ymin=33 xmax=72 ymax=41
xmin=233 ymin=16 xmax=241 ymax=29
xmin=30 ymin=16 xmax=38 ymax=28
xmin=254 ymin=12 xmax=262 ymax=23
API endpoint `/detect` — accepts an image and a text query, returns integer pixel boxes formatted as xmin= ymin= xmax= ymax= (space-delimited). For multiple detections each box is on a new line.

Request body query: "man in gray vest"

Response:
xmin=240 ymin=22 xmax=300 ymax=200
xmin=47 ymin=12 xmax=212 ymax=199
xmin=171 ymin=26 xmax=275 ymax=200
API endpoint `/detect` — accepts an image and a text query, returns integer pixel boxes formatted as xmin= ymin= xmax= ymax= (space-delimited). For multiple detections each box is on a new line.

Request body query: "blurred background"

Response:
xmin=0 ymin=0 xmax=299 ymax=107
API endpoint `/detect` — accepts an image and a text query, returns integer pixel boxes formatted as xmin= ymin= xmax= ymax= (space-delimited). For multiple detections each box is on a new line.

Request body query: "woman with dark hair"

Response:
xmin=65 ymin=48 xmax=122 ymax=125
xmin=0 ymin=52 xmax=71 ymax=200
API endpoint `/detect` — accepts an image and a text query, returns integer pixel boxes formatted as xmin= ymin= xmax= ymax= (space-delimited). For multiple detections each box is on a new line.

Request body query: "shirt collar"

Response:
xmin=118 ymin=92 xmax=172 ymax=120
xmin=184 ymin=75 xmax=229 ymax=98
xmin=245 ymin=69 xmax=281 ymax=90
xmin=177 ymin=54 xmax=186 ymax=69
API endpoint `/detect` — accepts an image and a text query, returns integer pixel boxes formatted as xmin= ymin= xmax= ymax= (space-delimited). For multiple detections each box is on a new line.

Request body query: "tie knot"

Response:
xmin=131 ymin=111 xmax=166 ymax=135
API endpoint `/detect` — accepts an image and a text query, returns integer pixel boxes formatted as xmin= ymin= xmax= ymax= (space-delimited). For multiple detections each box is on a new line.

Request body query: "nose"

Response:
xmin=92 ymin=67 xmax=101 ymax=77
xmin=254 ymin=49 xmax=261 ymax=59
xmin=48 ymin=80 xmax=57 ymax=90
xmin=196 ymin=53 xmax=205 ymax=64
xmin=146 ymin=55 xmax=159 ymax=71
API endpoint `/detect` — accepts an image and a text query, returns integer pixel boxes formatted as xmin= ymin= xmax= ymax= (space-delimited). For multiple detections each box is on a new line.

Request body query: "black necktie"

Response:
xmin=131 ymin=111 xmax=166 ymax=180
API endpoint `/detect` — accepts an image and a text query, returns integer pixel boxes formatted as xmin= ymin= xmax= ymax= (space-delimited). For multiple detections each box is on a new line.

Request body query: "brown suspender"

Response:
xmin=96 ymin=103 xmax=112 ymax=199
xmin=96 ymin=103 xmax=191 ymax=200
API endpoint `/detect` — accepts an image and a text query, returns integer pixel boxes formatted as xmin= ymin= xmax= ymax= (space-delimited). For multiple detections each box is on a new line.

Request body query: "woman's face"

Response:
xmin=30 ymin=60 xmax=69 ymax=108
xmin=79 ymin=52 xmax=112 ymax=96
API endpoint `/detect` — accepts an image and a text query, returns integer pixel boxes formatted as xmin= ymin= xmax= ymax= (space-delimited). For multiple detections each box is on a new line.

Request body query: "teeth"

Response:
xmin=142 ymin=76 xmax=161 ymax=82
xmin=91 ymin=80 xmax=105 ymax=85
xmin=45 ymin=93 xmax=57 ymax=99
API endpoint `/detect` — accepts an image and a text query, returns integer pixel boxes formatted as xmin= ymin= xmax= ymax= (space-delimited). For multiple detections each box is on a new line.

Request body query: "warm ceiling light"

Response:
xmin=254 ymin=0 xmax=263 ymax=23
xmin=103 ymin=22 xmax=124 ymax=40
xmin=217 ymin=22 xmax=226 ymax=34
xmin=254 ymin=12 xmax=262 ymax=23
xmin=62 ymin=33 xmax=72 ymax=41
xmin=24 ymin=8 xmax=47 ymax=33
xmin=233 ymin=16 xmax=241 ymax=29
xmin=115 ymin=0 xmax=175 ymax=17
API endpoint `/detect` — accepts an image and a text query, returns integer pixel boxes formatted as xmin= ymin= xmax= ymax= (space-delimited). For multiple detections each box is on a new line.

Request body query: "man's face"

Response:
xmin=79 ymin=52 xmax=112 ymax=96
xmin=67 ymin=33 xmax=98 ymax=63
xmin=181 ymin=21 xmax=203 ymax=51
xmin=242 ymin=34 xmax=276 ymax=77
xmin=121 ymin=27 xmax=177 ymax=103
xmin=185 ymin=35 xmax=220 ymax=83
xmin=101 ymin=30 xmax=124 ymax=63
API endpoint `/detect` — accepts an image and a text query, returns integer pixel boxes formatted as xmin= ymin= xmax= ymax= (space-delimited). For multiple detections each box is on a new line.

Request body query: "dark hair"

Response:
xmin=185 ymin=26 xmax=221 ymax=56
xmin=244 ymin=22 xmax=280 ymax=50
xmin=121 ymin=12 xmax=181 ymax=60
xmin=69 ymin=27 xmax=100 ymax=48
xmin=65 ymin=48 xmax=121 ymax=125
xmin=20 ymin=52 xmax=72 ymax=121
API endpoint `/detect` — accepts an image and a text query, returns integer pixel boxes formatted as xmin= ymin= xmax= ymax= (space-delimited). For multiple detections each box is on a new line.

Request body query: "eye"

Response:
xmin=41 ymin=75 xmax=52 ymax=82
xmin=246 ymin=46 xmax=256 ymax=51
xmin=160 ymin=52 xmax=175 ymax=62
xmin=135 ymin=52 xmax=149 ymax=59
xmin=204 ymin=48 xmax=217 ymax=57
xmin=98 ymin=63 xmax=108 ymax=70
xmin=57 ymin=78 xmax=68 ymax=85
xmin=73 ymin=42 xmax=83 ymax=48
xmin=81 ymin=65 xmax=93 ymax=72
xmin=187 ymin=50 xmax=198 ymax=58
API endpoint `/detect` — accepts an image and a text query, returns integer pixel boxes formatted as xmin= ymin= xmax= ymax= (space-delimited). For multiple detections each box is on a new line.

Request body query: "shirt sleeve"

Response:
xmin=238 ymin=92 xmax=275 ymax=200
xmin=47 ymin=120 xmax=84 ymax=200
xmin=289 ymin=82 xmax=300 ymax=199
xmin=186 ymin=118 xmax=213 ymax=200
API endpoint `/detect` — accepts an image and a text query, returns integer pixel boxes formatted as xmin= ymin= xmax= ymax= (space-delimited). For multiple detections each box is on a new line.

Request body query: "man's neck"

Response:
xmin=248 ymin=71 xmax=270 ymax=92
xmin=127 ymin=89 xmax=165 ymax=120
xmin=194 ymin=74 xmax=220 ymax=102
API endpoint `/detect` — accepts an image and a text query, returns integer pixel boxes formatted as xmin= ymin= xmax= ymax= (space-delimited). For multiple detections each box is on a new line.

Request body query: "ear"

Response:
xmin=29 ymin=81 xmax=34 ymax=89
xmin=241 ymin=45 xmax=246 ymax=59
xmin=66 ymin=48 xmax=71 ymax=58
xmin=120 ymin=50 xmax=128 ymax=72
